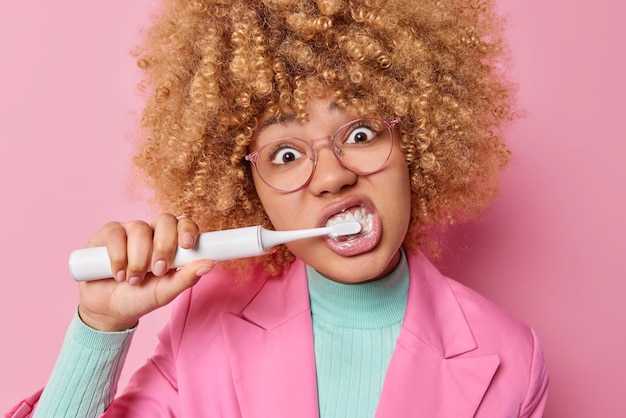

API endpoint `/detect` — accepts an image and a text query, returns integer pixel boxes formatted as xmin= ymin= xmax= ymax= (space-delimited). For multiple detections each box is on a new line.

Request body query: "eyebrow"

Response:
xmin=258 ymin=113 xmax=296 ymax=131
xmin=257 ymin=102 xmax=341 ymax=132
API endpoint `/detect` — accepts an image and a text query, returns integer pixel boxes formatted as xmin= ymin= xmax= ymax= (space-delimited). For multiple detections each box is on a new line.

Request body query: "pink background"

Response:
xmin=1 ymin=1 xmax=624 ymax=416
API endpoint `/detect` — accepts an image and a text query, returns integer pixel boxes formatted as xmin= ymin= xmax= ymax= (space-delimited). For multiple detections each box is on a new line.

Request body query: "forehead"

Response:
xmin=249 ymin=98 xmax=369 ymax=153
xmin=256 ymin=101 xmax=342 ymax=132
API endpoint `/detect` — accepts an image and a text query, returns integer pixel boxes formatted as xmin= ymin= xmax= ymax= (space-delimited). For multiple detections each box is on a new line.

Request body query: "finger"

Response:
xmin=123 ymin=220 xmax=154 ymax=285
xmin=177 ymin=216 xmax=200 ymax=249
xmin=154 ymin=260 xmax=214 ymax=307
xmin=151 ymin=213 xmax=179 ymax=276
xmin=92 ymin=222 xmax=129 ymax=283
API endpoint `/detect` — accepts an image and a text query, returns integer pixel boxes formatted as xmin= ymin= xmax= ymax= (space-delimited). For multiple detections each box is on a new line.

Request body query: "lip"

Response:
xmin=318 ymin=196 xmax=382 ymax=256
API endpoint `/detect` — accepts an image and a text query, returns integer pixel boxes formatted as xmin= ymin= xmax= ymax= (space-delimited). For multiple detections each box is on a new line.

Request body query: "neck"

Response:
xmin=306 ymin=250 xmax=409 ymax=329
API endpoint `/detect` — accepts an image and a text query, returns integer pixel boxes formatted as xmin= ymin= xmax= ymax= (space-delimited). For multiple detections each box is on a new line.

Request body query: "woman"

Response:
xmin=7 ymin=0 xmax=548 ymax=416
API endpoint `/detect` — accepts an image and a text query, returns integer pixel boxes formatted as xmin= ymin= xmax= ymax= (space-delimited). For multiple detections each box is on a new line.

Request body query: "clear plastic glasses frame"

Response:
xmin=245 ymin=117 xmax=400 ymax=193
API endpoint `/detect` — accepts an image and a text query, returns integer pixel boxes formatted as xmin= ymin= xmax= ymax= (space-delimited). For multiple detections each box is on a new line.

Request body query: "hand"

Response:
xmin=77 ymin=213 xmax=214 ymax=332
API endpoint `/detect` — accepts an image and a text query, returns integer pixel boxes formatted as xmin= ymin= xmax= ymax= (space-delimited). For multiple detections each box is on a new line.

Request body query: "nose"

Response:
xmin=307 ymin=142 xmax=357 ymax=195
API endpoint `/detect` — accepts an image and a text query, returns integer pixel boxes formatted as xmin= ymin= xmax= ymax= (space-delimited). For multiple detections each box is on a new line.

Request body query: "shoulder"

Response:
xmin=405 ymin=251 xmax=548 ymax=414
xmin=447 ymin=276 xmax=534 ymax=344
xmin=406 ymin=249 xmax=547 ymax=378
xmin=445 ymin=276 xmax=549 ymax=415
xmin=407 ymin=250 xmax=537 ymax=349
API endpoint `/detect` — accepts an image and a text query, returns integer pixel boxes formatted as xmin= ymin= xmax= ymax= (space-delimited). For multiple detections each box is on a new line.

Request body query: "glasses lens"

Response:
xmin=254 ymin=138 xmax=314 ymax=192
xmin=335 ymin=118 xmax=393 ymax=174
xmin=250 ymin=118 xmax=395 ymax=192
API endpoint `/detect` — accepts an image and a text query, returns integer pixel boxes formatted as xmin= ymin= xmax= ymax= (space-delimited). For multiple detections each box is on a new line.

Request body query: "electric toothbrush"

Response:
xmin=69 ymin=221 xmax=362 ymax=281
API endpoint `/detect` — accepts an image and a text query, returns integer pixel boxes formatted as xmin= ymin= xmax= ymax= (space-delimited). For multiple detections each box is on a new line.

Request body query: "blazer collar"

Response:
xmin=222 ymin=252 xmax=500 ymax=417
xmin=401 ymin=250 xmax=478 ymax=358
xmin=376 ymin=251 xmax=500 ymax=417
xmin=221 ymin=261 xmax=320 ymax=418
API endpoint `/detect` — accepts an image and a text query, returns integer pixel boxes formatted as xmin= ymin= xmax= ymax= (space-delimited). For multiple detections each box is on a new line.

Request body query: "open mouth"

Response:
xmin=325 ymin=207 xmax=373 ymax=241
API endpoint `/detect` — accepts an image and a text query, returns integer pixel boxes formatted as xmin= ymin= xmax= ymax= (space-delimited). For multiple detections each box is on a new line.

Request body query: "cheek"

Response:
xmin=252 ymin=173 xmax=294 ymax=229
xmin=251 ymin=171 xmax=275 ymax=220
xmin=383 ymin=157 xmax=412 ymax=232
xmin=387 ymin=147 xmax=411 ymax=191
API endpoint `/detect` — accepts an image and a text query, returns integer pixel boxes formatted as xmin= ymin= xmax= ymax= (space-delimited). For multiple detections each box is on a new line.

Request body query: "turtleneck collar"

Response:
xmin=306 ymin=250 xmax=409 ymax=329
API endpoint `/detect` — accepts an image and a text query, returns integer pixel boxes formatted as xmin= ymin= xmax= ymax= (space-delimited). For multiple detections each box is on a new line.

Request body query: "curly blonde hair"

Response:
xmin=133 ymin=0 xmax=515 ymax=274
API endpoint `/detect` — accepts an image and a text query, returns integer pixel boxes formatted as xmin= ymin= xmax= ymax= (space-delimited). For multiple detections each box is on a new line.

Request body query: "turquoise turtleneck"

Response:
xmin=307 ymin=250 xmax=409 ymax=418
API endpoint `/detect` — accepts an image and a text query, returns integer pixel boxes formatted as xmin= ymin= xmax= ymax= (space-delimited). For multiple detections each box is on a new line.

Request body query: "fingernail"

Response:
xmin=195 ymin=266 xmax=212 ymax=277
xmin=182 ymin=233 xmax=195 ymax=247
xmin=153 ymin=260 xmax=167 ymax=276
xmin=128 ymin=276 xmax=141 ymax=286
xmin=115 ymin=270 xmax=126 ymax=282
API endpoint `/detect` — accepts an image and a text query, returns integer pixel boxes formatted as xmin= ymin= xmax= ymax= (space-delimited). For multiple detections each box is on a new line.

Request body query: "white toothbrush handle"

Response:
xmin=69 ymin=222 xmax=360 ymax=282
xmin=70 ymin=226 xmax=264 ymax=281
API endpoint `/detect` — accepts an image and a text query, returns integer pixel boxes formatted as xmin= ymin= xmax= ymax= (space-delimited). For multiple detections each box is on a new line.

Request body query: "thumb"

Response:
xmin=154 ymin=260 xmax=214 ymax=307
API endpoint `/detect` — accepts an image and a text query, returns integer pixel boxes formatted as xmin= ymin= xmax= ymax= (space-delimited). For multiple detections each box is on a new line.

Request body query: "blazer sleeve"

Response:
xmin=519 ymin=329 xmax=549 ymax=418
xmin=101 ymin=328 xmax=180 ymax=417
xmin=4 ymin=391 xmax=43 ymax=418
xmin=101 ymin=289 xmax=194 ymax=417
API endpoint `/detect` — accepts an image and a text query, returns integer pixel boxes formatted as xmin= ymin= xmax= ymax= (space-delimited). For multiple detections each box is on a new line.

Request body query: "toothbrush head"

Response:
xmin=327 ymin=221 xmax=362 ymax=238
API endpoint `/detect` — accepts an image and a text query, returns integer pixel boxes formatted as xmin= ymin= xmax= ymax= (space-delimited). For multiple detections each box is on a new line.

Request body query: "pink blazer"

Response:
xmin=7 ymin=251 xmax=548 ymax=417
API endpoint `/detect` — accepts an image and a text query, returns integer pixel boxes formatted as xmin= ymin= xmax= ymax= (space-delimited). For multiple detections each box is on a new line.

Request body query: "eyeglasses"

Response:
xmin=245 ymin=117 xmax=400 ymax=193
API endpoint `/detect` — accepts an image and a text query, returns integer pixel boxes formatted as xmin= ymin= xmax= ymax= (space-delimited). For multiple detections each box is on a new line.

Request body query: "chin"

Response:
xmin=313 ymin=247 xmax=401 ymax=284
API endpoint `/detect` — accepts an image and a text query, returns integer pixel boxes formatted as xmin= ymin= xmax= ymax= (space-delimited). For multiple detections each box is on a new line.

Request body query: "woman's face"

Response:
xmin=250 ymin=98 xmax=412 ymax=283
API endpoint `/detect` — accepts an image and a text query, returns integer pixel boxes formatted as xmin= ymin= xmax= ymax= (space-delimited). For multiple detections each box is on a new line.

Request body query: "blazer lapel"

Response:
xmin=220 ymin=251 xmax=499 ymax=417
xmin=221 ymin=261 xmax=320 ymax=418
xmin=376 ymin=252 xmax=500 ymax=417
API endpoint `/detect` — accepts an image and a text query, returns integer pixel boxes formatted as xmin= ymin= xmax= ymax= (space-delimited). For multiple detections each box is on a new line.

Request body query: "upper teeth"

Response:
xmin=325 ymin=208 xmax=372 ymax=234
